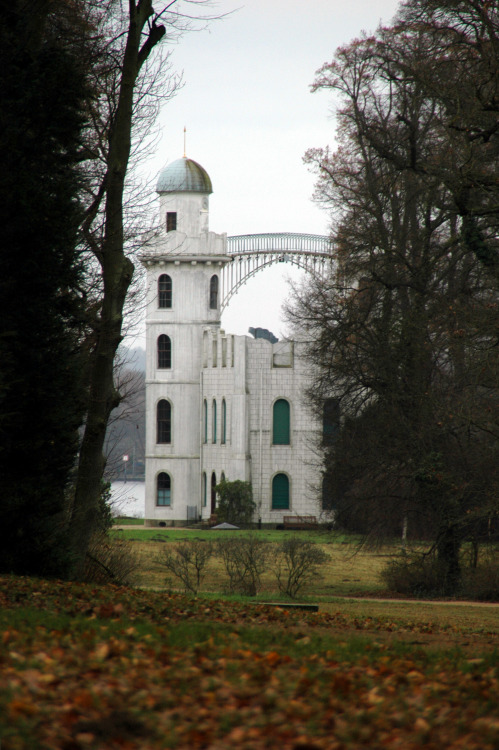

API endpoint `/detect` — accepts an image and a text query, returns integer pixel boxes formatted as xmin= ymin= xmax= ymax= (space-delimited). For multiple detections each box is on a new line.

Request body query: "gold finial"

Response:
xmin=183 ymin=126 xmax=186 ymax=157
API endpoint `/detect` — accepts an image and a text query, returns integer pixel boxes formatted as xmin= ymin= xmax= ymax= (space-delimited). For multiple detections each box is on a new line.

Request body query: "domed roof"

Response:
xmin=156 ymin=157 xmax=213 ymax=194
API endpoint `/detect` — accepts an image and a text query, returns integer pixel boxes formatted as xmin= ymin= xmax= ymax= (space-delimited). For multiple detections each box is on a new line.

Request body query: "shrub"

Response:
xmin=275 ymin=538 xmax=330 ymax=599
xmin=215 ymin=480 xmax=255 ymax=526
xmin=216 ymin=535 xmax=269 ymax=596
xmin=159 ymin=540 xmax=213 ymax=594
xmin=460 ymin=556 xmax=499 ymax=601
xmin=381 ymin=552 xmax=447 ymax=598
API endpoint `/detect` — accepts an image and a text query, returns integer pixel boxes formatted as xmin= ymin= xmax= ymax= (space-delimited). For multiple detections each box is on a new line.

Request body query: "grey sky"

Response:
xmin=134 ymin=0 xmax=401 ymax=343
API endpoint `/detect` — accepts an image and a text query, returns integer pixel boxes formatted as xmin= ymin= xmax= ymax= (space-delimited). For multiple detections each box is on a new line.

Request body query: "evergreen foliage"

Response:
xmin=0 ymin=2 xmax=87 ymax=576
xmin=215 ymin=480 xmax=255 ymax=526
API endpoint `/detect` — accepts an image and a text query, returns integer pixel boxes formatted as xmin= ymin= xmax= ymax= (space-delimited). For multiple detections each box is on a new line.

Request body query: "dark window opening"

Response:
xmin=157 ymin=399 xmax=171 ymax=443
xmin=221 ymin=399 xmax=226 ymax=444
xmin=158 ymin=274 xmax=172 ymax=308
xmin=211 ymin=472 xmax=217 ymax=514
xmin=209 ymin=275 xmax=219 ymax=310
xmin=166 ymin=212 xmax=177 ymax=232
xmin=157 ymin=334 xmax=171 ymax=369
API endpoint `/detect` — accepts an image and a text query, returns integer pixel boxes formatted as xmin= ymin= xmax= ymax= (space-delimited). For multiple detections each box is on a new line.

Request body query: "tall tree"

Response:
xmin=386 ymin=1 xmax=499 ymax=275
xmin=0 ymin=0 xmax=88 ymax=576
xmin=70 ymin=1 xmax=219 ymax=575
xmin=290 ymin=17 xmax=499 ymax=593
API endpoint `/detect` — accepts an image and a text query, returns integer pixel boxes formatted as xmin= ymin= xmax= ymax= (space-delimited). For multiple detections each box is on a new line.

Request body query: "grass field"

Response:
xmin=0 ymin=574 xmax=497 ymax=749
xmin=112 ymin=525 xmax=394 ymax=597
xmin=112 ymin=524 xmax=499 ymax=605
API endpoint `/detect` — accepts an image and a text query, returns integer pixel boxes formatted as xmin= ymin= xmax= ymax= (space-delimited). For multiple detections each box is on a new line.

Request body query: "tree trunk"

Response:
xmin=437 ymin=527 xmax=461 ymax=596
xmin=70 ymin=1 xmax=165 ymax=576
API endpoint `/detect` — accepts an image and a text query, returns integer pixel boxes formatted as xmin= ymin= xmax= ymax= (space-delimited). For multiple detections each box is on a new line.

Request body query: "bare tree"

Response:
xmin=289 ymin=18 xmax=499 ymax=593
xmin=70 ymin=1 xmax=223 ymax=575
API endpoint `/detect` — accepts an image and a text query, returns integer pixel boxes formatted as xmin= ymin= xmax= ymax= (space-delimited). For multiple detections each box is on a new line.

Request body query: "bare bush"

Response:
xmin=275 ymin=538 xmax=330 ymax=599
xmin=216 ymin=536 xmax=270 ymax=596
xmin=82 ymin=533 xmax=139 ymax=585
xmin=159 ymin=540 xmax=213 ymax=594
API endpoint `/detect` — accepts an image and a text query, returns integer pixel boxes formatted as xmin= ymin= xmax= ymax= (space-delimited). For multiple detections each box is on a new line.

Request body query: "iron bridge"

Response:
xmin=221 ymin=232 xmax=335 ymax=310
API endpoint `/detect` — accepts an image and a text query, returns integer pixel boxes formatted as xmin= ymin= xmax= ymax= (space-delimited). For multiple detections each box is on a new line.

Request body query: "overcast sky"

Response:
xmin=130 ymin=0 xmax=401 ymax=346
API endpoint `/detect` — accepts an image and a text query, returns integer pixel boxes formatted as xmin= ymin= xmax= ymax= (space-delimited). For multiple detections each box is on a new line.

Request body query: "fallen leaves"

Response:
xmin=0 ymin=575 xmax=497 ymax=749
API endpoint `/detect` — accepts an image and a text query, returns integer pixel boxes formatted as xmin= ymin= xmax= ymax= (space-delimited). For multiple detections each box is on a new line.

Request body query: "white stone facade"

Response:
xmin=141 ymin=157 xmax=322 ymax=526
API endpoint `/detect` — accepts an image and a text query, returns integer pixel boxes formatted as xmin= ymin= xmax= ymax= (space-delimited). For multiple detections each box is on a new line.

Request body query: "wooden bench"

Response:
xmin=283 ymin=515 xmax=318 ymax=530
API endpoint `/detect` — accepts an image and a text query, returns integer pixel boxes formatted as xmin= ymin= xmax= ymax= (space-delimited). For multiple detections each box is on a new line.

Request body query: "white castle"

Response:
xmin=140 ymin=155 xmax=330 ymax=526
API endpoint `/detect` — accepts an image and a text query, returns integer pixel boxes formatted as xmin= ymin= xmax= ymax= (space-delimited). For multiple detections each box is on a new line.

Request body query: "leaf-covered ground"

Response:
xmin=0 ymin=575 xmax=498 ymax=749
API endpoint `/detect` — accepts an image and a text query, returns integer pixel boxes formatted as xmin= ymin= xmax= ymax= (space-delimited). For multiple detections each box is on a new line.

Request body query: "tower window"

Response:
xmin=221 ymin=399 xmax=226 ymax=444
xmin=157 ymin=472 xmax=171 ymax=506
xmin=158 ymin=274 xmax=172 ymax=308
xmin=157 ymin=399 xmax=171 ymax=444
xmin=203 ymin=399 xmax=208 ymax=444
xmin=209 ymin=275 xmax=219 ymax=310
xmin=211 ymin=472 xmax=217 ymax=513
xmin=212 ymin=399 xmax=217 ymax=443
xmin=157 ymin=334 xmax=171 ymax=369
xmin=272 ymin=399 xmax=290 ymax=445
xmin=166 ymin=212 xmax=177 ymax=232
xmin=202 ymin=472 xmax=207 ymax=507
xmin=272 ymin=473 xmax=290 ymax=510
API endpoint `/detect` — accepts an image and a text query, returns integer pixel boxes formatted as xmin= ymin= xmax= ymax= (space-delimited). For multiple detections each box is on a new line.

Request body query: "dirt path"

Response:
xmin=335 ymin=595 xmax=499 ymax=608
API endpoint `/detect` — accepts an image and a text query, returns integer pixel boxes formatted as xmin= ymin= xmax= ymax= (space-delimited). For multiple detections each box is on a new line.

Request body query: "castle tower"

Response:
xmin=140 ymin=156 xmax=229 ymax=525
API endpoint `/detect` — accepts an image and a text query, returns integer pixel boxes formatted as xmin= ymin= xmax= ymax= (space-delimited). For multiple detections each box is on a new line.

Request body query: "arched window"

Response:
xmin=202 ymin=472 xmax=207 ymax=507
xmin=157 ymin=400 xmax=171 ymax=444
xmin=221 ymin=399 xmax=226 ymax=444
xmin=221 ymin=471 xmax=226 ymax=482
xmin=158 ymin=274 xmax=172 ymax=308
xmin=157 ymin=334 xmax=171 ymax=369
xmin=272 ymin=473 xmax=290 ymax=510
xmin=211 ymin=472 xmax=217 ymax=513
xmin=272 ymin=399 xmax=290 ymax=445
xmin=203 ymin=400 xmax=208 ymax=444
xmin=157 ymin=473 xmax=171 ymax=506
xmin=323 ymin=398 xmax=340 ymax=446
xmin=209 ymin=275 xmax=218 ymax=310
xmin=212 ymin=399 xmax=217 ymax=443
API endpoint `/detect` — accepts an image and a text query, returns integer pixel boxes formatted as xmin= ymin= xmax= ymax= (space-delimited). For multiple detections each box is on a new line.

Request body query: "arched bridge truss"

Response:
xmin=221 ymin=233 xmax=335 ymax=311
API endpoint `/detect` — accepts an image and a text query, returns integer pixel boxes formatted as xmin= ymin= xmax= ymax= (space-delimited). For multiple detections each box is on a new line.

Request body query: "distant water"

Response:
xmin=110 ymin=480 xmax=145 ymax=518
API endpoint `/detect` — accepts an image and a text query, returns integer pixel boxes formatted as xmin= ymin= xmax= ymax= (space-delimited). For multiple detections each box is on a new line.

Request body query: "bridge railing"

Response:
xmin=227 ymin=233 xmax=333 ymax=256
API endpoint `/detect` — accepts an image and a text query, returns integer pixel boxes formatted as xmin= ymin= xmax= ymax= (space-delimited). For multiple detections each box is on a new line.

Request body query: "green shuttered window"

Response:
xmin=272 ymin=399 xmax=290 ymax=445
xmin=272 ymin=473 xmax=290 ymax=510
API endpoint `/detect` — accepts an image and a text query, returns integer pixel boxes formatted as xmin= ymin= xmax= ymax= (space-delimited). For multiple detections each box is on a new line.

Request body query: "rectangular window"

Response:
xmin=166 ymin=212 xmax=177 ymax=232
xmin=273 ymin=341 xmax=294 ymax=368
